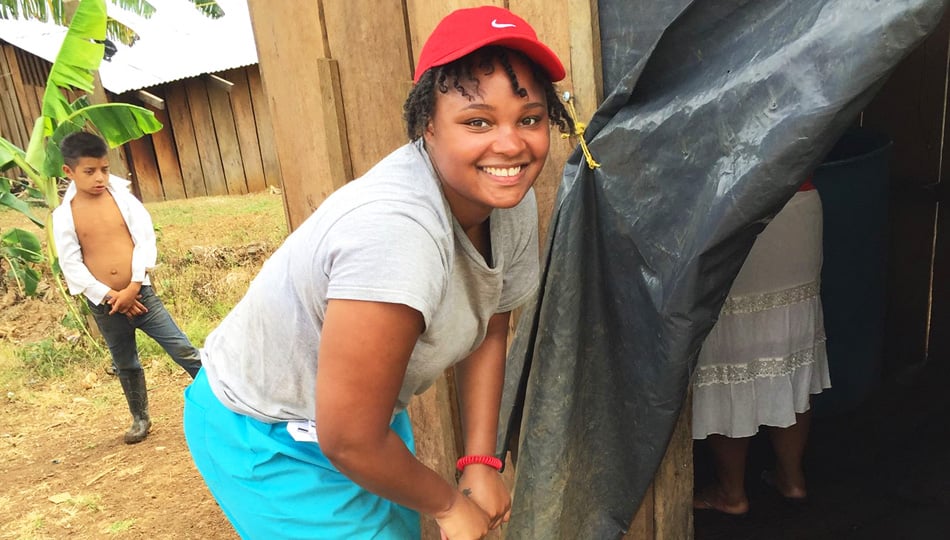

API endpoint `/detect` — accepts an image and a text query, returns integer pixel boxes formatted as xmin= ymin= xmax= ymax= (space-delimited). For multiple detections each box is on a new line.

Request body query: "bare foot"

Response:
xmin=762 ymin=470 xmax=807 ymax=500
xmin=693 ymin=484 xmax=749 ymax=516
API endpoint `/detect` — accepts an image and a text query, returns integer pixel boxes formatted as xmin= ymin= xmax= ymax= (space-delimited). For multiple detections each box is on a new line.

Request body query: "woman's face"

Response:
xmin=424 ymin=55 xmax=551 ymax=228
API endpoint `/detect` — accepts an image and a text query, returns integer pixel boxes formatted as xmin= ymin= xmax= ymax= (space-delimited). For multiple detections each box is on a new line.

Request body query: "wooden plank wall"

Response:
xmin=247 ymin=1 xmax=691 ymax=539
xmin=0 ymin=49 xmax=28 ymax=150
xmin=122 ymin=66 xmax=282 ymax=203
xmin=0 ymin=42 xmax=45 ymax=167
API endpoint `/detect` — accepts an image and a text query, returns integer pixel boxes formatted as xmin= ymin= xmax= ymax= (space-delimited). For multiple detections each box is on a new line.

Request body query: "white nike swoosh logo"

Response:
xmin=491 ymin=19 xmax=516 ymax=29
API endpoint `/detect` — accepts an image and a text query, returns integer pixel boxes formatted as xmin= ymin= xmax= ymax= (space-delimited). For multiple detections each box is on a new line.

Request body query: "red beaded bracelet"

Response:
xmin=456 ymin=455 xmax=503 ymax=472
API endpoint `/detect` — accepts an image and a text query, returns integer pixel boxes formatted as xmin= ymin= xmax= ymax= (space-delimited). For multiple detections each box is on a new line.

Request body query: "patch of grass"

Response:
xmin=0 ymin=342 xmax=23 ymax=387
xmin=2 ymin=489 xmax=70 ymax=538
xmin=148 ymin=192 xmax=287 ymax=254
xmin=27 ymin=512 xmax=44 ymax=532
xmin=0 ymin=496 xmax=44 ymax=538
xmin=70 ymin=494 xmax=102 ymax=512
xmin=15 ymin=338 xmax=91 ymax=379
xmin=105 ymin=519 xmax=135 ymax=533
xmin=90 ymin=394 xmax=112 ymax=409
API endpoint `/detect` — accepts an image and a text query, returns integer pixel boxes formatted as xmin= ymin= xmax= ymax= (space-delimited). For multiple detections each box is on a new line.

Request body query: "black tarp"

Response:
xmin=497 ymin=1 xmax=949 ymax=538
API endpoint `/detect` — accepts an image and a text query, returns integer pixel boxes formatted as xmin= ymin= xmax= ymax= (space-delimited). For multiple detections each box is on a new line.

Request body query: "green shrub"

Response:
xmin=16 ymin=338 xmax=92 ymax=379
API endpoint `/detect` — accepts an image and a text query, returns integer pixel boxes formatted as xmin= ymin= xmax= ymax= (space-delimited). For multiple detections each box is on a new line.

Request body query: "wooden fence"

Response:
xmin=125 ymin=67 xmax=282 ymax=202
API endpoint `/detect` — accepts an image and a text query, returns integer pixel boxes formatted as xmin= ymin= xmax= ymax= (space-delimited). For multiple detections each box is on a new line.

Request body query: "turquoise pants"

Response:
xmin=184 ymin=369 xmax=420 ymax=539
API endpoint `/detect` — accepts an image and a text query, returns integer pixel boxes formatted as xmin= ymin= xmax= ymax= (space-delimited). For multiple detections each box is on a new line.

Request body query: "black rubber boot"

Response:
xmin=117 ymin=369 xmax=151 ymax=444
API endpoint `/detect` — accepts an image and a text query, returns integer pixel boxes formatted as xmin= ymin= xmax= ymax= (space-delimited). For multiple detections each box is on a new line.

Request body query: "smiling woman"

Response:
xmin=182 ymin=5 xmax=573 ymax=540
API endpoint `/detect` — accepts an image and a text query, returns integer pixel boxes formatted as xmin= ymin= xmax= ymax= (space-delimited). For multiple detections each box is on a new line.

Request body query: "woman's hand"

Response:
xmin=458 ymin=464 xmax=511 ymax=529
xmin=435 ymin=489 xmax=491 ymax=540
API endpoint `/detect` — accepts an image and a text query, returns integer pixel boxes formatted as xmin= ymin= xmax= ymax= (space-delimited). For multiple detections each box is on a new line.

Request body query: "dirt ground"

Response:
xmin=0 ymin=296 xmax=236 ymax=539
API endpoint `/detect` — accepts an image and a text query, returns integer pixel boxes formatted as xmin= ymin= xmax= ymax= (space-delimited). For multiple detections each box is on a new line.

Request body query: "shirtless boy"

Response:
xmin=52 ymin=131 xmax=201 ymax=444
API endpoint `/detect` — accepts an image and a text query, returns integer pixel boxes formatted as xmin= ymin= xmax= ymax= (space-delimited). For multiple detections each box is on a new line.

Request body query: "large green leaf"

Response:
xmin=40 ymin=102 xmax=162 ymax=177
xmin=0 ymin=189 xmax=44 ymax=227
xmin=1 ymin=227 xmax=44 ymax=263
xmin=1 ymin=255 xmax=41 ymax=295
xmin=18 ymin=264 xmax=41 ymax=295
xmin=2 ymin=133 xmax=50 ymax=205
xmin=0 ymin=138 xmax=44 ymax=195
xmin=81 ymin=103 xmax=163 ymax=144
xmin=1 ymin=226 xmax=43 ymax=298
xmin=41 ymin=0 xmax=107 ymax=125
xmin=0 ymin=137 xmax=25 ymax=171
xmin=0 ymin=247 xmax=41 ymax=295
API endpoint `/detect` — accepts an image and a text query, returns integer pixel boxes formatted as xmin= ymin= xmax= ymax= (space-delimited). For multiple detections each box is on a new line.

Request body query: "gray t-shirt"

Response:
xmin=201 ymin=140 xmax=539 ymax=424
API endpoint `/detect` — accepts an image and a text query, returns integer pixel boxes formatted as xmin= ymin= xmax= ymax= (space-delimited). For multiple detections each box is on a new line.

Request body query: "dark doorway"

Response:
xmin=695 ymin=9 xmax=950 ymax=540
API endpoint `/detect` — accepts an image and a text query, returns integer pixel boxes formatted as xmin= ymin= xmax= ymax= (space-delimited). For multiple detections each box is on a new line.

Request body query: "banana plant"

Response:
xmin=0 ymin=0 xmax=162 ymax=299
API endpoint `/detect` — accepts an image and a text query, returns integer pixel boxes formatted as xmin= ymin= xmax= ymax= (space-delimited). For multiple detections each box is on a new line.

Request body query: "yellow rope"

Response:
xmin=561 ymin=92 xmax=600 ymax=170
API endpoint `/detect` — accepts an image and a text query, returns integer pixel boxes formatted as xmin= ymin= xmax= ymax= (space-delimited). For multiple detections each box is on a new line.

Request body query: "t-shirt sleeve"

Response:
xmin=498 ymin=188 xmax=540 ymax=313
xmin=321 ymin=201 xmax=448 ymax=328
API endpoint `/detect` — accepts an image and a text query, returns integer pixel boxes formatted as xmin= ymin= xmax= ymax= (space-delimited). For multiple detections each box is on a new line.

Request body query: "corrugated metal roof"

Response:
xmin=0 ymin=0 xmax=257 ymax=94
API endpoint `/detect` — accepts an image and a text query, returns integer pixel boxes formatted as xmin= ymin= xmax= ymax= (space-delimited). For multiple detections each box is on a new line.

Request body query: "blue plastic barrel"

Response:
xmin=811 ymin=127 xmax=892 ymax=416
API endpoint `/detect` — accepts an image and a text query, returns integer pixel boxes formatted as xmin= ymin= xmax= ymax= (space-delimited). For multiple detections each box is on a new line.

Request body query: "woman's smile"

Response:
xmin=480 ymin=164 xmax=527 ymax=184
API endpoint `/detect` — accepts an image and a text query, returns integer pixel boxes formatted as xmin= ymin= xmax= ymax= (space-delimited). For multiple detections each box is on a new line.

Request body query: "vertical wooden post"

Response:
xmin=246 ymin=0 xmax=351 ymax=230
xmin=567 ymin=0 xmax=604 ymax=122
xmin=652 ymin=392 xmax=694 ymax=540
xmin=624 ymin=393 xmax=694 ymax=540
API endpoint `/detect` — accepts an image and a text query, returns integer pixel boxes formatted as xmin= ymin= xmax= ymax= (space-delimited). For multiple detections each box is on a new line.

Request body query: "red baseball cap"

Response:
xmin=413 ymin=6 xmax=566 ymax=83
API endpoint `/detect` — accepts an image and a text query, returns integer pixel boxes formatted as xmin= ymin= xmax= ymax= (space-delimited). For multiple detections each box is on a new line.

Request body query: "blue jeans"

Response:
xmin=88 ymin=285 xmax=201 ymax=377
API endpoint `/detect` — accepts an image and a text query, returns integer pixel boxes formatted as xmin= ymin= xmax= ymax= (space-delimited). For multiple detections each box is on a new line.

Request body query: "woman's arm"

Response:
xmin=316 ymin=298 xmax=490 ymax=538
xmin=454 ymin=311 xmax=512 ymax=529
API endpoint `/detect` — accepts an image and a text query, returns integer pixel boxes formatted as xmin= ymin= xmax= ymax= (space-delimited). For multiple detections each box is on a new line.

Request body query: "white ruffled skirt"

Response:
xmin=692 ymin=189 xmax=831 ymax=439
